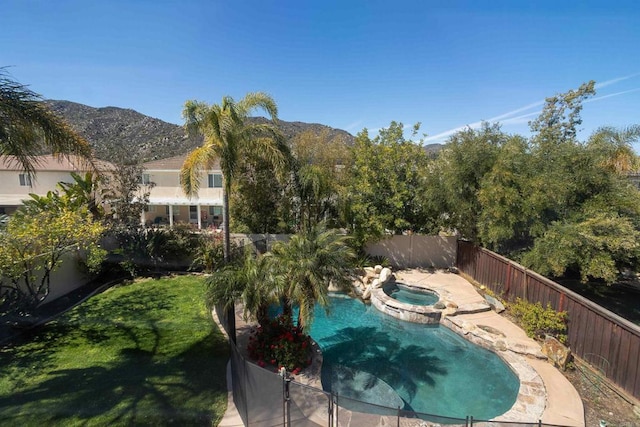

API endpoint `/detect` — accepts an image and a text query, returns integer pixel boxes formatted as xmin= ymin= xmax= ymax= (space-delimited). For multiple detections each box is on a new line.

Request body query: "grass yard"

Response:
xmin=0 ymin=275 xmax=229 ymax=426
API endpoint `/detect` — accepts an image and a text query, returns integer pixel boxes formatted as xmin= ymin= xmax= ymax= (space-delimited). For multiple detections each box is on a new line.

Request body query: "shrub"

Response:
xmin=247 ymin=315 xmax=312 ymax=373
xmin=509 ymin=298 xmax=568 ymax=343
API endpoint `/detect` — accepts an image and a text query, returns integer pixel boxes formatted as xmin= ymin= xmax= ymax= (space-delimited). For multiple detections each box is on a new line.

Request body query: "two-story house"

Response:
xmin=0 ymin=155 xmax=112 ymax=215
xmin=140 ymin=154 xmax=224 ymax=230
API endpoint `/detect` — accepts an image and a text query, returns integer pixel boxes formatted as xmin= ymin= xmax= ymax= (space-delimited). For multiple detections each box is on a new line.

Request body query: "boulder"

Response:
xmin=328 ymin=281 xmax=341 ymax=292
xmin=362 ymin=286 xmax=371 ymax=300
xmin=483 ymin=294 xmax=506 ymax=313
xmin=379 ymin=267 xmax=392 ymax=284
xmin=374 ymin=265 xmax=383 ymax=274
xmin=364 ymin=266 xmax=375 ymax=275
xmin=434 ymin=301 xmax=446 ymax=310
xmin=541 ymin=336 xmax=572 ymax=370
xmin=371 ymin=278 xmax=381 ymax=289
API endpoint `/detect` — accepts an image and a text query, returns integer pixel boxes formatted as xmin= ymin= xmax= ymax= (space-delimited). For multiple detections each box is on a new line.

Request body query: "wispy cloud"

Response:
xmin=594 ymin=73 xmax=640 ymax=89
xmin=584 ymin=87 xmax=640 ymax=103
xmin=423 ymin=74 xmax=640 ymax=144
xmin=344 ymin=120 xmax=364 ymax=132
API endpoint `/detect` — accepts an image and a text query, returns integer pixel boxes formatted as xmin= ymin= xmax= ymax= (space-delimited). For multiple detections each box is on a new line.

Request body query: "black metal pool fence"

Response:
xmin=216 ymin=305 xmax=572 ymax=427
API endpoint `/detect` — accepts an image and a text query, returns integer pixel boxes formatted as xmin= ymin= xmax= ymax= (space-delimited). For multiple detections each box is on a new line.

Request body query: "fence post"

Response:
xmin=328 ymin=390 xmax=333 ymax=427
xmin=397 ymin=405 xmax=401 ymax=427
xmin=282 ymin=372 xmax=287 ymax=426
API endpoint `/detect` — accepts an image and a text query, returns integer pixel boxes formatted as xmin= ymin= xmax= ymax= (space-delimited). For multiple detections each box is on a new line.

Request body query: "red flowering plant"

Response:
xmin=247 ymin=314 xmax=312 ymax=373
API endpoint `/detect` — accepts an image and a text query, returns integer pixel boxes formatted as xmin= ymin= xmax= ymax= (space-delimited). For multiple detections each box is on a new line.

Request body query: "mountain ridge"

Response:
xmin=47 ymin=100 xmax=356 ymax=162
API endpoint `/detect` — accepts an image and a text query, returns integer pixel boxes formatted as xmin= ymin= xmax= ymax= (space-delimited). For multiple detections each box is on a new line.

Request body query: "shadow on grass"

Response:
xmin=0 ymin=279 xmax=229 ymax=426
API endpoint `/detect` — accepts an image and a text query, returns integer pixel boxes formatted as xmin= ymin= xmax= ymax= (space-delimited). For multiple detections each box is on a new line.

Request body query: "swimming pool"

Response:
xmin=307 ymin=294 xmax=519 ymax=421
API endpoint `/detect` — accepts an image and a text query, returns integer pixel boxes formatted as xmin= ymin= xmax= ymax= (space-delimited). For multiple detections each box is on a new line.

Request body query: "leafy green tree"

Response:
xmin=0 ymin=198 xmax=105 ymax=316
xmin=0 ymin=68 xmax=93 ymax=176
xmin=529 ymin=80 xmax=596 ymax=147
xmin=102 ymin=147 xmax=153 ymax=228
xmin=291 ymin=130 xmax=351 ymax=231
xmin=266 ymin=224 xmax=356 ymax=331
xmin=343 ymin=122 xmax=432 ymax=247
xmin=521 ymin=210 xmax=640 ymax=284
xmin=180 ymin=93 xmax=289 ymax=262
xmin=230 ymin=150 xmax=294 ymax=234
xmin=477 ymin=135 xmax=533 ymax=251
xmin=426 ymin=122 xmax=504 ymax=241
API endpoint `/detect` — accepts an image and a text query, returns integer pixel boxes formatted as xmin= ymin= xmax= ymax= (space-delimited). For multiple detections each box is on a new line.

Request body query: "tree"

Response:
xmin=230 ymin=149 xmax=295 ymax=234
xmin=58 ymin=171 xmax=107 ymax=220
xmin=586 ymin=125 xmax=640 ymax=174
xmin=426 ymin=122 xmax=504 ymax=241
xmin=291 ymin=130 xmax=351 ymax=231
xmin=266 ymin=224 xmax=356 ymax=331
xmin=529 ymin=80 xmax=596 ymax=147
xmin=205 ymin=247 xmax=279 ymax=328
xmin=343 ymin=122 xmax=433 ymax=248
xmin=180 ymin=93 xmax=289 ymax=263
xmin=0 ymin=68 xmax=93 ymax=176
xmin=0 ymin=195 xmax=105 ymax=316
xmin=103 ymin=146 xmax=153 ymax=228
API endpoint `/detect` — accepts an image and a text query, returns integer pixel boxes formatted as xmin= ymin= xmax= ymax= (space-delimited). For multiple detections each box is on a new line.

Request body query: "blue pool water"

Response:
xmin=306 ymin=294 xmax=519 ymax=420
xmin=383 ymin=282 xmax=439 ymax=306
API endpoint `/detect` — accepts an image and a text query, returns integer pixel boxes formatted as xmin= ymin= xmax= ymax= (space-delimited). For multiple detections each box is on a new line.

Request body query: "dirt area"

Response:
xmin=562 ymin=358 xmax=640 ymax=427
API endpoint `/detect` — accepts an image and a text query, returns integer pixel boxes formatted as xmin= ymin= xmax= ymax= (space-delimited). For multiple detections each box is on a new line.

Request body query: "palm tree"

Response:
xmin=587 ymin=125 xmax=640 ymax=174
xmin=267 ymin=223 xmax=356 ymax=331
xmin=0 ymin=68 xmax=93 ymax=176
xmin=180 ymin=92 xmax=289 ymax=264
xmin=205 ymin=247 xmax=280 ymax=328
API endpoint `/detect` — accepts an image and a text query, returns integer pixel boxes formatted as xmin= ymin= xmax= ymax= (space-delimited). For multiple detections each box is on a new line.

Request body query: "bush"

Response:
xmin=191 ymin=233 xmax=226 ymax=273
xmin=247 ymin=314 xmax=312 ymax=373
xmin=509 ymin=298 xmax=568 ymax=343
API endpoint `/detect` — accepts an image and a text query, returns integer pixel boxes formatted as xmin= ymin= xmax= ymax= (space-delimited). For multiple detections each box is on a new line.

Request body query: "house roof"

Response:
xmin=142 ymin=154 xmax=221 ymax=171
xmin=0 ymin=155 xmax=114 ymax=172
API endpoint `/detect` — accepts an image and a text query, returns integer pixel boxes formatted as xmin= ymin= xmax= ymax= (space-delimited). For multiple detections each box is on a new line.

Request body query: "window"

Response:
xmin=19 ymin=174 xmax=32 ymax=187
xmin=139 ymin=174 xmax=151 ymax=185
xmin=208 ymin=206 xmax=223 ymax=217
xmin=208 ymin=173 xmax=223 ymax=188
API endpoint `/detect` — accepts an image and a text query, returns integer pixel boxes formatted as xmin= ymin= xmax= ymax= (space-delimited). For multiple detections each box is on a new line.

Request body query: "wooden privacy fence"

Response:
xmin=456 ymin=240 xmax=640 ymax=401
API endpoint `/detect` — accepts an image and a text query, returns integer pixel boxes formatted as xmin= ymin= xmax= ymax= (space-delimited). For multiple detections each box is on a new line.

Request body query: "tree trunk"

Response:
xmin=222 ymin=182 xmax=236 ymax=343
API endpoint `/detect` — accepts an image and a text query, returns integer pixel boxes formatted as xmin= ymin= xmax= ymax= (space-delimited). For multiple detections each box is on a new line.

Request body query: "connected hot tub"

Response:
xmin=371 ymin=281 xmax=443 ymax=324
xmin=382 ymin=282 xmax=439 ymax=306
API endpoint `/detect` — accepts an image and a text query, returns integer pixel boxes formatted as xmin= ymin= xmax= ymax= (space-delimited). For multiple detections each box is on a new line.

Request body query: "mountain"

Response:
xmin=47 ymin=100 xmax=355 ymax=162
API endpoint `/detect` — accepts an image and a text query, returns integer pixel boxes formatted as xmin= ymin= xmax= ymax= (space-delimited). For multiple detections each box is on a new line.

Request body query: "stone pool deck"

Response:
xmin=218 ymin=269 xmax=585 ymax=427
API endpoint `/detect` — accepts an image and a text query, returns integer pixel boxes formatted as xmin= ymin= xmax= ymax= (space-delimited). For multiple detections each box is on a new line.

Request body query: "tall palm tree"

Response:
xmin=267 ymin=223 xmax=356 ymax=331
xmin=180 ymin=92 xmax=289 ymax=263
xmin=0 ymin=68 xmax=93 ymax=176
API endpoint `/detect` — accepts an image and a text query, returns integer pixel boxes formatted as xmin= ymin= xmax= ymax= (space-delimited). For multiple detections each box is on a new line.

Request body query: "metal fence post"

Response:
xmin=328 ymin=391 xmax=333 ymax=427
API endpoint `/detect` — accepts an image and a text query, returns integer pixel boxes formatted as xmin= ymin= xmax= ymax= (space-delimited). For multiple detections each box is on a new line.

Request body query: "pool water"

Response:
xmin=383 ymin=282 xmax=439 ymax=306
xmin=307 ymin=294 xmax=519 ymax=421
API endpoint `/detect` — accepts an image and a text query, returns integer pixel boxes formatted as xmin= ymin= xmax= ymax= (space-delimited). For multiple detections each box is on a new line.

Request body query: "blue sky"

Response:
xmin=3 ymin=1 xmax=640 ymax=149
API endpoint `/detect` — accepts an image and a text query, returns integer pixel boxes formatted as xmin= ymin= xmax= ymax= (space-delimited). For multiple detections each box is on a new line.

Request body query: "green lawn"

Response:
xmin=0 ymin=275 xmax=229 ymax=426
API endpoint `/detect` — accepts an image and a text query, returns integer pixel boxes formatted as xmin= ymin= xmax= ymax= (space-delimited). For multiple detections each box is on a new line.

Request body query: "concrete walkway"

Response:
xmin=216 ymin=269 xmax=585 ymax=427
